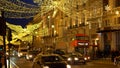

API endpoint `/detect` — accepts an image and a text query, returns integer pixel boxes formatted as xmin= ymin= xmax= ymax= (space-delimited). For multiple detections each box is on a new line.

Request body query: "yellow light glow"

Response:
xmin=52 ymin=25 xmax=55 ymax=28
xmin=115 ymin=11 xmax=119 ymax=15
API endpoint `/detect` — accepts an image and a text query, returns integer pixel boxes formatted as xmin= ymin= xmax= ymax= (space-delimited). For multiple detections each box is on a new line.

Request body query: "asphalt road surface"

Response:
xmin=5 ymin=57 xmax=119 ymax=68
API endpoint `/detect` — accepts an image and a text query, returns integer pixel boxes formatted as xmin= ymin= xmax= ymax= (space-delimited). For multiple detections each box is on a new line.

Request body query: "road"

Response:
xmin=6 ymin=57 xmax=119 ymax=68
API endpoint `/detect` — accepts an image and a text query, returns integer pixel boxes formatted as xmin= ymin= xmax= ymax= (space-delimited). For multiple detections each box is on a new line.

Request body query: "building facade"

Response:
xmin=31 ymin=0 xmax=120 ymax=57
xmin=98 ymin=0 xmax=120 ymax=51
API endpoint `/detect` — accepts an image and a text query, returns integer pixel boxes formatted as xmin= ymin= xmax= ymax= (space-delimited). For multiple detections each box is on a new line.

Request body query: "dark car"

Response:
xmin=26 ymin=50 xmax=40 ymax=61
xmin=32 ymin=53 xmax=71 ymax=68
xmin=67 ymin=53 xmax=86 ymax=64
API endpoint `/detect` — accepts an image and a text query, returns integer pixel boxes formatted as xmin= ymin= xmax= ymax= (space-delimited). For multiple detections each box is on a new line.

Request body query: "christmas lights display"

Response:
xmin=0 ymin=0 xmax=88 ymax=44
xmin=0 ymin=0 xmax=88 ymax=19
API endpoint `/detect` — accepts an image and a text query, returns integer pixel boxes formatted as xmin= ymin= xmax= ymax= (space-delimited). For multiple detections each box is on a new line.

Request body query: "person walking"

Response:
xmin=0 ymin=53 xmax=2 ymax=68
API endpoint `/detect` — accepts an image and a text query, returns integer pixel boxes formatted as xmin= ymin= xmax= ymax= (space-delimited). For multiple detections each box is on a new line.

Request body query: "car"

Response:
xmin=26 ymin=50 xmax=40 ymax=61
xmin=32 ymin=53 xmax=71 ymax=68
xmin=66 ymin=53 xmax=86 ymax=64
xmin=6 ymin=49 xmax=16 ymax=56
xmin=18 ymin=48 xmax=28 ymax=57
xmin=83 ymin=55 xmax=91 ymax=61
xmin=60 ymin=55 xmax=69 ymax=61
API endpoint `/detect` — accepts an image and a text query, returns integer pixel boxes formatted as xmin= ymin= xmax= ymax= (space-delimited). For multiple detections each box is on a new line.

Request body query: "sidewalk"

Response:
xmin=92 ymin=58 xmax=114 ymax=65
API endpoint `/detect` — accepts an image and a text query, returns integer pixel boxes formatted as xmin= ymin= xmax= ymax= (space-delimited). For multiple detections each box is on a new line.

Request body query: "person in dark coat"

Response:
xmin=0 ymin=53 xmax=2 ymax=68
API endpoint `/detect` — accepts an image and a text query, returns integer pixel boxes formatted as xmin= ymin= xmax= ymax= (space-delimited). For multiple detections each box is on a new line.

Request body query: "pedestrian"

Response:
xmin=0 ymin=53 xmax=2 ymax=68
xmin=111 ymin=50 xmax=116 ymax=62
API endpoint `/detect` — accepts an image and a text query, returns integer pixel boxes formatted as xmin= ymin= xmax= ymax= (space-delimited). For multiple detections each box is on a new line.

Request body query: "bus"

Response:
xmin=71 ymin=34 xmax=89 ymax=55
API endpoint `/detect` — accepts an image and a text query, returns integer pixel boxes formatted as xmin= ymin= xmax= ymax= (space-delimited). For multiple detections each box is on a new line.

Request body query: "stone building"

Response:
xmin=31 ymin=0 xmax=120 ymax=57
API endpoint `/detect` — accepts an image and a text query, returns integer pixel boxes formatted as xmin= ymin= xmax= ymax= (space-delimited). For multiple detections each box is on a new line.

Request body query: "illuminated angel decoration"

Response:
xmin=6 ymin=22 xmax=42 ymax=42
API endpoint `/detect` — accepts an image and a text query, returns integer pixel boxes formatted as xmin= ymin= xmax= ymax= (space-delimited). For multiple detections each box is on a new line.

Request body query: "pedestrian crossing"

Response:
xmin=2 ymin=59 xmax=19 ymax=68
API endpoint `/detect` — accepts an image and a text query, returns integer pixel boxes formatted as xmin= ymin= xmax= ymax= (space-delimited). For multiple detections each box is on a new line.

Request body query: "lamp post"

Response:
xmin=51 ymin=25 xmax=56 ymax=50
xmin=0 ymin=11 xmax=7 ymax=68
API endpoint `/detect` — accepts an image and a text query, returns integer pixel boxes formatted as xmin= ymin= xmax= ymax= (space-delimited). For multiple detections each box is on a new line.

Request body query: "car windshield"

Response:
xmin=21 ymin=49 xmax=27 ymax=52
xmin=41 ymin=56 xmax=63 ymax=62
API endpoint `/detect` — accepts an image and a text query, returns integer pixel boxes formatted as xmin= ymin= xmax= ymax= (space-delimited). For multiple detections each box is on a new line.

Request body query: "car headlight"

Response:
xmin=29 ymin=55 xmax=33 ymax=58
xmin=74 ymin=57 xmax=79 ymax=60
xmin=43 ymin=66 xmax=49 ymax=68
xmin=12 ymin=53 xmax=15 ymax=56
xmin=84 ymin=57 xmax=87 ymax=60
xmin=66 ymin=64 xmax=71 ymax=68
xmin=67 ymin=58 xmax=72 ymax=61
xmin=20 ymin=53 xmax=23 ymax=55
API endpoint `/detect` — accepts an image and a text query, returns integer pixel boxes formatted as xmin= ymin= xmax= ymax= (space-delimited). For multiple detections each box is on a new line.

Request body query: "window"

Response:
xmin=115 ymin=0 xmax=120 ymax=7
xmin=76 ymin=36 xmax=89 ymax=40
xmin=91 ymin=23 xmax=99 ymax=29
xmin=103 ymin=0 xmax=109 ymax=11
xmin=103 ymin=19 xmax=110 ymax=27
xmin=117 ymin=17 xmax=120 ymax=24
xmin=114 ymin=18 xmax=117 ymax=24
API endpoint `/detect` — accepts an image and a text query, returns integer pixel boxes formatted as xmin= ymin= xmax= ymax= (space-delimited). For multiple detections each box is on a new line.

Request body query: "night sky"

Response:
xmin=6 ymin=0 xmax=37 ymax=28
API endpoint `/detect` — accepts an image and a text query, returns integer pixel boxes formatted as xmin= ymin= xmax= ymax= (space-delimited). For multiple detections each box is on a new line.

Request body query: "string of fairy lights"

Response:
xmin=7 ymin=0 xmax=39 ymax=8
xmin=0 ymin=0 xmax=89 ymax=44
xmin=0 ymin=0 xmax=40 ymax=18
xmin=0 ymin=0 xmax=88 ymax=19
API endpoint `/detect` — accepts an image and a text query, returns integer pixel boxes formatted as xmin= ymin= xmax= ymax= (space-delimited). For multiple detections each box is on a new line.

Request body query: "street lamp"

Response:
xmin=51 ymin=25 xmax=56 ymax=50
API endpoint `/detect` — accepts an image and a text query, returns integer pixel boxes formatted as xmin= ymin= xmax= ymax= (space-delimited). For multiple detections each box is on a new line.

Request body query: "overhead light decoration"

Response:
xmin=0 ymin=0 xmax=41 ymax=18
xmin=0 ymin=0 xmax=88 ymax=44
xmin=55 ymin=0 xmax=88 ymax=20
xmin=0 ymin=0 xmax=88 ymax=19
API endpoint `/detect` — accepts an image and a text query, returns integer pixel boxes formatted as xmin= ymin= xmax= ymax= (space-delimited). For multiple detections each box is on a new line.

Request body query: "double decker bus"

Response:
xmin=71 ymin=34 xmax=89 ymax=55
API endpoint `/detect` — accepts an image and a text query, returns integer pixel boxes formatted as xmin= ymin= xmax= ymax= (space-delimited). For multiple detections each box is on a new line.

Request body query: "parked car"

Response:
xmin=26 ymin=50 xmax=40 ymax=61
xmin=32 ymin=53 xmax=71 ymax=68
xmin=67 ymin=53 xmax=86 ymax=64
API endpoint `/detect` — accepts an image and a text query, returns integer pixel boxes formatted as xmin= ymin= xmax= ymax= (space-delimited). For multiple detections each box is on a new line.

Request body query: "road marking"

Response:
xmin=10 ymin=60 xmax=19 ymax=68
